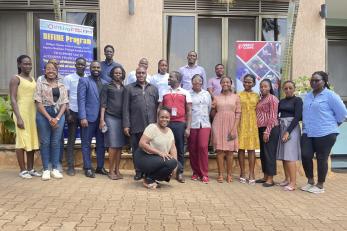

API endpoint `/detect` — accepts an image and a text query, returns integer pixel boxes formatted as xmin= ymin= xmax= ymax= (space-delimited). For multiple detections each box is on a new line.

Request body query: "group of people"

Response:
xmin=10 ymin=45 xmax=347 ymax=192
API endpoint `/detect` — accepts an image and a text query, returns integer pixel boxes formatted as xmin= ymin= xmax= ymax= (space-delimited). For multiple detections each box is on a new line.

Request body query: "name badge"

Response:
xmin=171 ymin=107 xmax=177 ymax=116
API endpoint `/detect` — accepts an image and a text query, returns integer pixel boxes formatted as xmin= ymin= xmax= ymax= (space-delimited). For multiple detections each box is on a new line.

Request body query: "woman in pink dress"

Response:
xmin=211 ymin=77 xmax=241 ymax=183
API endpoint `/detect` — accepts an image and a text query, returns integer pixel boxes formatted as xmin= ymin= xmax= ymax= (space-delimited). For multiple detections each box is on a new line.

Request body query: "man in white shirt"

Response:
xmin=63 ymin=57 xmax=87 ymax=176
xmin=124 ymin=58 xmax=151 ymax=85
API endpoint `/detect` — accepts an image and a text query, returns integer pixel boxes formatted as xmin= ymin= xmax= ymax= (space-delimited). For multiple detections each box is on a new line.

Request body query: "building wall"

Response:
xmin=99 ymin=0 xmax=163 ymax=75
xmin=293 ymin=0 xmax=326 ymax=78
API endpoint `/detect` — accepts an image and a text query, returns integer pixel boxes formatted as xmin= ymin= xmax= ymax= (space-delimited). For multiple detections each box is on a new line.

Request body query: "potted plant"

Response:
xmin=0 ymin=96 xmax=16 ymax=144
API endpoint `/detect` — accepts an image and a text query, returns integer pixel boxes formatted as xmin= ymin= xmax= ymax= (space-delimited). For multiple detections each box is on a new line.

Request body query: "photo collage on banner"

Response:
xmin=235 ymin=41 xmax=281 ymax=97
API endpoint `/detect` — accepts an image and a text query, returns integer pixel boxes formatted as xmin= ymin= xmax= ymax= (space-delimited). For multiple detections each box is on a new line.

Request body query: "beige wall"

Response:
xmin=293 ymin=0 xmax=326 ymax=78
xmin=100 ymin=0 xmax=163 ymax=75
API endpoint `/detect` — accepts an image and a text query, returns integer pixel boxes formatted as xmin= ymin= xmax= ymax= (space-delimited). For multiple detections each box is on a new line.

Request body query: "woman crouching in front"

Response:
xmin=135 ymin=106 xmax=178 ymax=189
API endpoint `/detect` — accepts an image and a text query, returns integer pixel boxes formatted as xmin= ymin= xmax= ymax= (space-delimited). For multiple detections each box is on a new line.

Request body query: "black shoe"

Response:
xmin=134 ymin=172 xmax=143 ymax=181
xmin=176 ymin=173 xmax=185 ymax=183
xmin=262 ymin=182 xmax=275 ymax=187
xmin=85 ymin=169 xmax=95 ymax=178
xmin=255 ymin=179 xmax=266 ymax=183
xmin=95 ymin=167 xmax=108 ymax=175
xmin=66 ymin=167 xmax=75 ymax=176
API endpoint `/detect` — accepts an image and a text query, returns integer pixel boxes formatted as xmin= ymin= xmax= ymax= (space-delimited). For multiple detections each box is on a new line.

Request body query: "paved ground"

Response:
xmin=0 ymin=169 xmax=347 ymax=231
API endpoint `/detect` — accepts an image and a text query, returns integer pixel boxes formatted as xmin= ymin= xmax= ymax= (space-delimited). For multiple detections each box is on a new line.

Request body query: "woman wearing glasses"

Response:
xmin=301 ymin=71 xmax=347 ymax=194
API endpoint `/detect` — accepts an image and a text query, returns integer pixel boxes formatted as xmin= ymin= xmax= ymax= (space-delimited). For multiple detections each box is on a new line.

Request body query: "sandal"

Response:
xmin=108 ymin=174 xmax=118 ymax=180
xmin=278 ymin=180 xmax=289 ymax=187
xmin=284 ymin=185 xmax=295 ymax=191
xmin=239 ymin=177 xmax=247 ymax=184
xmin=226 ymin=175 xmax=233 ymax=183
xmin=217 ymin=175 xmax=224 ymax=183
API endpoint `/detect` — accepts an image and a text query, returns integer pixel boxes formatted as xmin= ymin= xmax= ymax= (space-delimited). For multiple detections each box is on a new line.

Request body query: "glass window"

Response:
xmin=198 ymin=18 xmax=222 ymax=79
xmin=0 ymin=12 xmax=27 ymax=92
xmin=66 ymin=12 xmax=98 ymax=60
xmin=167 ymin=16 xmax=195 ymax=72
xmin=262 ymin=18 xmax=287 ymax=55
xmin=228 ymin=18 xmax=256 ymax=80
xmin=328 ymin=40 xmax=347 ymax=98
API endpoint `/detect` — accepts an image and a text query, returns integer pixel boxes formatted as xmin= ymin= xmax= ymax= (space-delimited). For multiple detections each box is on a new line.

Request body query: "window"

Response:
xmin=328 ymin=40 xmax=347 ymax=99
xmin=0 ymin=12 xmax=27 ymax=93
xmin=198 ymin=18 xmax=222 ymax=79
xmin=262 ymin=18 xmax=287 ymax=55
xmin=166 ymin=16 xmax=195 ymax=72
xmin=66 ymin=12 xmax=98 ymax=60
xmin=228 ymin=18 xmax=256 ymax=79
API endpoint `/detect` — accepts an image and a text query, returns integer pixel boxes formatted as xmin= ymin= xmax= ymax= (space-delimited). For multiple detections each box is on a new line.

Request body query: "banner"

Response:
xmin=39 ymin=19 xmax=94 ymax=76
xmin=235 ymin=41 xmax=281 ymax=96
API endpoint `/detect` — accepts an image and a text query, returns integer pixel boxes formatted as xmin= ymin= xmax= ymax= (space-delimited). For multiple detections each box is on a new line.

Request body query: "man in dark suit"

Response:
xmin=77 ymin=61 xmax=108 ymax=178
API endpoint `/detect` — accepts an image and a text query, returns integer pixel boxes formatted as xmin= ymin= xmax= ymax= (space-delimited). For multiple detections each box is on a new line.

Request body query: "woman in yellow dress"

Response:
xmin=238 ymin=74 xmax=260 ymax=185
xmin=9 ymin=55 xmax=40 ymax=179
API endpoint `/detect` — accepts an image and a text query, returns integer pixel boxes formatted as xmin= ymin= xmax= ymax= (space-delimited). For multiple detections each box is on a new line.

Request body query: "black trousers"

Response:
xmin=258 ymin=126 xmax=280 ymax=176
xmin=130 ymin=132 xmax=143 ymax=173
xmin=301 ymin=133 xmax=337 ymax=183
xmin=168 ymin=121 xmax=185 ymax=173
xmin=134 ymin=148 xmax=177 ymax=183
xmin=65 ymin=110 xmax=80 ymax=168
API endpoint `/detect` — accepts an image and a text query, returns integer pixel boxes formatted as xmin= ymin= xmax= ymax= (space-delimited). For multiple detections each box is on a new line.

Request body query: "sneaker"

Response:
xmin=307 ymin=185 xmax=325 ymax=194
xmin=201 ymin=176 xmax=209 ymax=184
xmin=300 ymin=183 xmax=314 ymax=192
xmin=19 ymin=170 xmax=32 ymax=179
xmin=28 ymin=169 xmax=42 ymax=177
xmin=191 ymin=174 xmax=199 ymax=181
xmin=143 ymin=181 xmax=158 ymax=189
xmin=42 ymin=170 xmax=51 ymax=181
xmin=51 ymin=169 xmax=63 ymax=179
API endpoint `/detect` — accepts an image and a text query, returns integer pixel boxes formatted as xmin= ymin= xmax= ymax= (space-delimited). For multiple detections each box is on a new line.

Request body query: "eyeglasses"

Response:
xmin=310 ymin=79 xmax=322 ymax=83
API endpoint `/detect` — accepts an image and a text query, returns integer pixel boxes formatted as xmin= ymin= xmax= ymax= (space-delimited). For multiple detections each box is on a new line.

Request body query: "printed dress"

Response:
xmin=238 ymin=91 xmax=260 ymax=150
xmin=212 ymin=94 xmax=241 ymax=151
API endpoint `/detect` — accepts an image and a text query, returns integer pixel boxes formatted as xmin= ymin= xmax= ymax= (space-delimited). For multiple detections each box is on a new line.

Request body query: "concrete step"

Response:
xmin=0 ymin=144 xmax=334 ymax=177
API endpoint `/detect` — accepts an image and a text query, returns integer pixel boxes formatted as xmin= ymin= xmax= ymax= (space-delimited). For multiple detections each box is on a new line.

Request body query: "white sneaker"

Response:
xmin=300 ymin=183 xmax=313 ymax=192
xmin=307 ymin=185 xmax=325 ymax=194
xmin=28 ymin=169 xmax=42 ymax=177
xmin=51 ymin=169 xmax=63 ymax=179
xmin=19 ymin=170 xmax=32 ymax=179
xmin=42 ymin=170 xmax=51 ymax=181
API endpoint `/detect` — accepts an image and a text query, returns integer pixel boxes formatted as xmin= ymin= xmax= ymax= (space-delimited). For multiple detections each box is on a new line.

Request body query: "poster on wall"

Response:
xmin=39 ymin=19 xmax=94 ymax=76
xmin=235 ymin=41 xmax=281 ymax=96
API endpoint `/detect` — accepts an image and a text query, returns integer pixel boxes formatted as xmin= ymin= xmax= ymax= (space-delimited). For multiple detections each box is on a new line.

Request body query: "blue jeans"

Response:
xmin=168 ymin=121 xmax=185 ymax=173
xmin=80 ymin=119 xmax=105 ymax=170
xmin=36 ymin=106 xmax=65 ymax=171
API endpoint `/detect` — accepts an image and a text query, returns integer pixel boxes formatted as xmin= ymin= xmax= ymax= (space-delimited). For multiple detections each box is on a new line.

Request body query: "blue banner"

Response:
xmin=39 ymin=19 xmax=94 ymax=76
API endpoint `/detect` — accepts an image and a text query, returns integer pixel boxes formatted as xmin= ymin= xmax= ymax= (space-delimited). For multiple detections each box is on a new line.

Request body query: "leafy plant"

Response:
xmin=0 ymin=96 xmax=16 ymax=144
xmin=293 ymin=75 xmax=334 ymax=96
xmin=293 ymin=76 xmax=311 ymax=96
